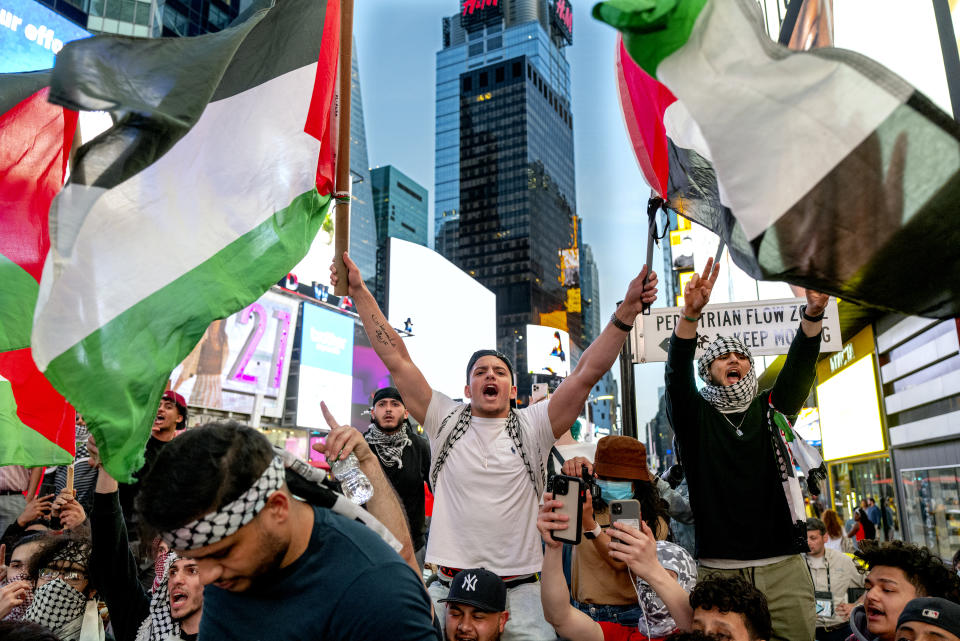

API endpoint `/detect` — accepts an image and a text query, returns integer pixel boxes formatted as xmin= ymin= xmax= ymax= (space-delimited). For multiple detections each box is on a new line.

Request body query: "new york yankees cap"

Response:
xmin=898 ymin=597 xmax=960 ymax=636
xmin=439 ymin=568 xmax=506 ymax=612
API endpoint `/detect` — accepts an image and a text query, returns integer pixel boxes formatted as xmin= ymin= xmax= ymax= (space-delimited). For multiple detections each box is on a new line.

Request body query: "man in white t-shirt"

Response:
xmin=330 ymin=252 xmax=658 ymax=641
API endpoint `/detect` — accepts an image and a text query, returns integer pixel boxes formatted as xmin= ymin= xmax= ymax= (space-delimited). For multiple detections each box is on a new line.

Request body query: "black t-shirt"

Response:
xmin=367 ymin=426 xmax=431 ymax=550
xmin=118 ymin=435 xmax=168 ymax=535
xmin=200 ymin=505 xmax=437 ymax=640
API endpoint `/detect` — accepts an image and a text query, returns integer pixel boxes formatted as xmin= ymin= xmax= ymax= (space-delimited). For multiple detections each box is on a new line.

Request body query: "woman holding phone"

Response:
xmin=559 ymin=436 xmax=693 ymax=634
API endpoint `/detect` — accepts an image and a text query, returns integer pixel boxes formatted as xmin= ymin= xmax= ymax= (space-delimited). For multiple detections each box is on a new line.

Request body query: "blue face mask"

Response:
xmin=596 ymin=479 xmax=634 ymax=501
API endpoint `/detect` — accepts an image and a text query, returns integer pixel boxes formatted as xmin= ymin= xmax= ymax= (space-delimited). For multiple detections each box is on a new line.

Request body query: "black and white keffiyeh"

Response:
xmin=365 ymin=423 xmax=412 ymax=469
xmin=135 ymin=552 xmax=180 ymax=641
xmin=1 ymin=572 xmax=33 ymax=621
xmin=161 ymin=457 xmax=285 ymax=550
xmin=697 ymin=336 xmax=758 ymax=413
xmin=25 ymin=578 xmax=103 ymax=641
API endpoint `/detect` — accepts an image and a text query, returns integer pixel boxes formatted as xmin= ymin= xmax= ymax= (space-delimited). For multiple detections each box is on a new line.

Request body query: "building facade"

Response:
xmin=34 ymin=0 xmax=241 ymax=38
xmin=371 ymin=165 xmax=428 ymax=305
xmin=581 ymin=243 xmax=600 ymax=345
xmin=435 ymin=0 xmax=579 ymax=397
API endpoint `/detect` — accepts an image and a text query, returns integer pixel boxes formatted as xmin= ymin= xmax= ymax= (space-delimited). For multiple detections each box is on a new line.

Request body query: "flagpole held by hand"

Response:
xmin=333 ymin=0 xmax=355 ymax=297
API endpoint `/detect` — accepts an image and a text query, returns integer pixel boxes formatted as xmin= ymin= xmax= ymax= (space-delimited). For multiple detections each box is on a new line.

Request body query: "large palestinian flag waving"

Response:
xmin=0 ymin=72 xmax=77 ymax=466
xmin=31 ymin=0 xmax=341 ymax=481
xmin=602 ymin=0 xmax=960 ymax=319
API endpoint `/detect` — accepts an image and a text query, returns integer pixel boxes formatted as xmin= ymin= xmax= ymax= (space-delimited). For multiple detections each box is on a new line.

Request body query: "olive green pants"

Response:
xmin=698 ymin=555 xmax=816 ymax=641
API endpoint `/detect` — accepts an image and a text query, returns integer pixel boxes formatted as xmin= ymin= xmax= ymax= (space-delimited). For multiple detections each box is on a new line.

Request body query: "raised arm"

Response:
xmin=330 ymin=252 xmax=432 ymax=424
xmin=548 ymin=266 xmax=658 ymax=439
xmin=770 ymin=289 xmax=828 ymax=414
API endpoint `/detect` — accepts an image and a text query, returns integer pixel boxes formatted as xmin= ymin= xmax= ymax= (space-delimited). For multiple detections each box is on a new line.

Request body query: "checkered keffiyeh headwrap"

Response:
xmin=697 ymin=336 xmax=758 ymax=413
xmin=160 ymin=457 xmax=285 ymax=550
xmin=135 ymin=552 xmax=180 ymax=641
xmin=24 ymin=578 xmax=88 ymax=640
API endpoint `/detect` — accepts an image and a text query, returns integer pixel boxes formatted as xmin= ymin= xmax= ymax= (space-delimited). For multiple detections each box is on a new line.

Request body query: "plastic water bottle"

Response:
xmin=330 ymin=453 xmax=374 ymax=504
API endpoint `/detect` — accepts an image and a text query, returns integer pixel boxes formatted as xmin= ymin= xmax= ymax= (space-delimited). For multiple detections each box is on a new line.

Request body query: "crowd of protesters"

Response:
xmin=1 ymin=254 xmax=959 ymax=641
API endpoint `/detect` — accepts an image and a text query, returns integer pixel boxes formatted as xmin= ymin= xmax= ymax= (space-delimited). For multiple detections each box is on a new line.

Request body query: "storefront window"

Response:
xmin=828 ymin=455 xmax=899 ymax=540
xmin=900 ymin=466 xmax=960 ymax=562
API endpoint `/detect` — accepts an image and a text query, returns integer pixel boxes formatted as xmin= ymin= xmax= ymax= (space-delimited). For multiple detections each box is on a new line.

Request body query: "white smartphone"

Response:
xmin=609 ymin=499 xmax=641 ymax=530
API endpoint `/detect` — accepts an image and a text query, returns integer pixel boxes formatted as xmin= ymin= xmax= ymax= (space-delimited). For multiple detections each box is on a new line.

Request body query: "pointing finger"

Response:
xmin=320 ymin=401 xmax=340 ymax=432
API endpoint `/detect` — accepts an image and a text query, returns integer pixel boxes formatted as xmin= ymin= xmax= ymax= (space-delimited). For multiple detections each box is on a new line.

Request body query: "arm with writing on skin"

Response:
xmin=330 ymin=252 xmax=432 ymax=425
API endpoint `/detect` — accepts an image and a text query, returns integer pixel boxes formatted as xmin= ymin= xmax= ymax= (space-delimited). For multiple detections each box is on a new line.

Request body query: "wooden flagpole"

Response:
xmin=333 ymin=0 xmax=354 ymax=297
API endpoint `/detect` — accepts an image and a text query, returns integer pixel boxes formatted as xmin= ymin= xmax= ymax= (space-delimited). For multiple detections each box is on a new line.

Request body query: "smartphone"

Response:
xmin=550 ymin=474 xmax=584 ymax=545
xmin=609 ymin=499 xmax=642 ymax=530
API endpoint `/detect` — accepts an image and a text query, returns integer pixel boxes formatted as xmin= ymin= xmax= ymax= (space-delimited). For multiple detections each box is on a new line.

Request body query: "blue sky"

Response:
xmin=354 ymin=1 xmax=667 ymax=426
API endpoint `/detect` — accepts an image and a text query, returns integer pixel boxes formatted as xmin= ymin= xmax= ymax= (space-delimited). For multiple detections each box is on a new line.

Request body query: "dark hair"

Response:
xmin=666 ymin=632 xmax=722 ymax=641
xmin=465 ymin=349 xmax=514 ymax=384
xmin=952 ymin=547 xmax=960 ymax=571
xmin=690 ymin=575 xmax=772 ymax=641
xmin=137 ymin=421 xmax=274 ymax=532
xmin=806 ymin=517 xmax=826 ymax=534
xmin=667 ymin=630 xmax=720 ymax=641
xmin=0 ymin=621 xmax=60 ymax=641
xmin=8 ymin=532 xmax=54 ymax=579
xmin=856 ymin=540 xmax=960 ymax=601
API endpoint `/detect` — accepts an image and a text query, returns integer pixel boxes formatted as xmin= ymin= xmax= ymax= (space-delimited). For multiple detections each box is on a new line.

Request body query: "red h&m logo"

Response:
xmin=462 ymin=0 xmax=498 ymax=16
xmin=555 ymin=0 xmax=573 ymax=34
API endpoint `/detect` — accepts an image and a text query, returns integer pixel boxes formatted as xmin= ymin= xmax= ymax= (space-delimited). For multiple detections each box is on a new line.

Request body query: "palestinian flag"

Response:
xmin=0 ymin=72 xmax=77 ymax=466
xmin=599 ymin=0 xmax=960 ymax=319
xmin=31 ymin=0 xmax=341 ymax=482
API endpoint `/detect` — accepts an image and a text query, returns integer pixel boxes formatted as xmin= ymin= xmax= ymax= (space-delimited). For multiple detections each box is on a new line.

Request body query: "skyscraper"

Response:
xmin=581 ymin=243 xmax=601 ymax=345
xmin=371 ymin=165 xmax=428 ymax=304
xmin=435 ymin=0 xmax=579 ymax=397
xmin=348 ymin=40 xmax=379 ymax=291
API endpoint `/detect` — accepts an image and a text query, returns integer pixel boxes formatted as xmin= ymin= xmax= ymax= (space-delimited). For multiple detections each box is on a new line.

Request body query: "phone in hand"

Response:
xmin=549 ymin=474 xmax=584 ymax=545
xmin=609 ymin=499 xmax=641 ymax=530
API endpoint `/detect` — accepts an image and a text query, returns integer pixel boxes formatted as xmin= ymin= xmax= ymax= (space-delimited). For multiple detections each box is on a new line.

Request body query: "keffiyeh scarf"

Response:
xmin=697 ymin=336 xmax=758 ymax=413
xmin=1 ymin=572 xmax=33 ymax=621
xmin=135 ymin=552 xmax=180 ymax=641
xmin=160 ymin=457 xmax=285 ymax=551
xmin=25 ymin=579 xmax=103 ymax=641
xmin=365 ymin=423 xmax=412 ymax=469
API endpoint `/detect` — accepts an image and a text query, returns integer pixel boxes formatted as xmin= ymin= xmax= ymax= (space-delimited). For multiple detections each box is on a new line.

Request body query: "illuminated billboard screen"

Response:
xmin=296 ymin=303 xmax=355 ymax=430
xmin=351 ymin=322 xmax=392 ymax=428
xmin=169 ymin=290 xmax=298 ymax=418
xmin=526 ymin=324 xmax=571 ymax=378
xmin=387 ymin=238 xmax=496 ymax=401
xmin=817 ymin=356 xmax=884 ymax=461
xmin=0 ymin=0 xmax=90 ymax=73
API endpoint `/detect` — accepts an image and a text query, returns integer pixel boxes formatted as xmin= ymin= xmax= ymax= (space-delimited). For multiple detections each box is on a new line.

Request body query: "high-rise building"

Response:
xmin=371 ymin=166 xmax=429 ymax=247
xmin=371 ymin=165 xmax=428 ymax=304
xmin=33 ymin=0 xmax=241 ymax=37
xmin=348 ymin=40 xmax=379 ymax=291
xmin=581 ymin=243 xmax=601 ymax=345
xmin=435 ymin=0 xmax=578 ymax=397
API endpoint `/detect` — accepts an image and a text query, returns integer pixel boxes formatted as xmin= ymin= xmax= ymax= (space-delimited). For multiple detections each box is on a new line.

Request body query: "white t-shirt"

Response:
xmin=424 ymin=391 xmax=556 ymax=575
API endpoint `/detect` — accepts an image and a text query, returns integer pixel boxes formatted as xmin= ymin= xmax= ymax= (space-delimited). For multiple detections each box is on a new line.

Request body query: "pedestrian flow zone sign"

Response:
xmin=632 ymin=298 xmax=842 ymax=363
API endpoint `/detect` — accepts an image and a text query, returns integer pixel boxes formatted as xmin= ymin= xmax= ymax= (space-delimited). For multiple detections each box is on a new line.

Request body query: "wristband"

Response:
xmin=800 ymin=304 xmax=825 ymax=322
xmin=610 ymin=313 xmax=633 ymax=331
xmin=584 ymin=524 xmax=602 ymax=540
xmin=681 ymin=313 xmax=701 ymax=323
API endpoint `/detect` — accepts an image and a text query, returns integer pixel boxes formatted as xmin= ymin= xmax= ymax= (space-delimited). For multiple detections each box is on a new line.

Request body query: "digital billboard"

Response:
xmin=387 ymin=238 xmax=496 ymax=401
xmin=0 ymin=0 xmax=90 ymax=73
xmin=526 ymin=324 xmax=571 ymax=378
xmin=816 ymin=355 xmax=885 ymax=461
xmin=296 ymin=303 xmax=355 ymax=430
xmin=169 ymin=290 xmax=298 ymax=418
xmin=351 ymin=322 xmax=392 ymax=428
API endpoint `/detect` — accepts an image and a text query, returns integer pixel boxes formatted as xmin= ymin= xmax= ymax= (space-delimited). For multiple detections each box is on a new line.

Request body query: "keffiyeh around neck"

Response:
xmin=365 ymin=423 xmax=412 ymax=468
xmin=697 ymin=336 xmax=758 ymax=413
xmin=136 ymin=552 xmax=180 ymax=641
xmin=24 ymin=579 xmax=91 ymax=641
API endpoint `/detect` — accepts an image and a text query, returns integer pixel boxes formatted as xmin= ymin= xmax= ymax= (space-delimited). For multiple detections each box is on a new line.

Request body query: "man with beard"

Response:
xmin=87 ymin=434 xmax=202 ymax=641
xmin=441 ymin=568 xmax=510 ymax=641
xmin=330 ymin=252 xmax=658 ymax=640
xmin=364 ymin=387 xmax=431 ymax=569
xmin=137 ymin=420 xmax=436 ymax=640
xmin=847 ymin=541 xmax=960 ymax=641
xmin=665 ymin=257 xmax=828 ymax=641
xmin=24 ymin=537 xmax=104 ymax=641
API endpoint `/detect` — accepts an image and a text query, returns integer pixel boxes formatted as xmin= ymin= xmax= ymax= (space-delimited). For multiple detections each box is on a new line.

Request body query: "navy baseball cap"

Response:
xmin=439 ymin=568 xmax=506 ymax=612
xmin=898 ymin=597 xmax=960 ymax=636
